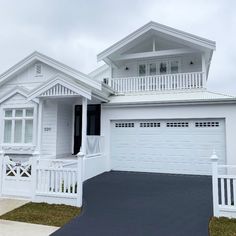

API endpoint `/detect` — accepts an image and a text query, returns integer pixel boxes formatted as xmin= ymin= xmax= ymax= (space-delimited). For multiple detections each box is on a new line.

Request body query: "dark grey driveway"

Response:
xmin=52 ymin=171 xmax=212 ymax=236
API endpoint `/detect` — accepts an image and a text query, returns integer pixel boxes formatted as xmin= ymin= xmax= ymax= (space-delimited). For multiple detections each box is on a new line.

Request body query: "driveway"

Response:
xmin=52 ymin=171 xmax=213 ymax=236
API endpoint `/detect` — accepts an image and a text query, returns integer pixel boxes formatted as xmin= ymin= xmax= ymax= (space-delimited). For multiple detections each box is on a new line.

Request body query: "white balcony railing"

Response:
xmin=110 ymin=72 xmax=205 ymax=94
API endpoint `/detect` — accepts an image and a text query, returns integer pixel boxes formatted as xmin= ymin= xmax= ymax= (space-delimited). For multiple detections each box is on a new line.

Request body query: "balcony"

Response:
xmin=110 ymin=72 xmax=206 ymax=94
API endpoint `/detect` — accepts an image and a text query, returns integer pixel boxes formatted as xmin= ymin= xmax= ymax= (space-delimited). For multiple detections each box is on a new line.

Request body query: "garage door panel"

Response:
xmin=111 ymin=119 xmax=226 ymax=175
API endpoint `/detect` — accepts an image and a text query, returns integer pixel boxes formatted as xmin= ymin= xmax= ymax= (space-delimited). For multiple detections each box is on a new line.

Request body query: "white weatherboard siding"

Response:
xmin=41 ymin=100 xmax=58 ymax=156
xmin=0 ymin=62 xmax=58 ymax=97
xmin=111 ymin=119 xmax=225 ymax=175
xmin=56 ymin=102 xmax=73 ymax=156
xmin=101 ymin=103 xmax=236 ymax=174
xmin=112 ymin=54 xmax=202 ymax=78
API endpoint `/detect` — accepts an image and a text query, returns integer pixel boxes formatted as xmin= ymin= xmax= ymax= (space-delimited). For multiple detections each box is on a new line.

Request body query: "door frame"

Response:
xmin=72 ymin=104 xmax=101 ymax=155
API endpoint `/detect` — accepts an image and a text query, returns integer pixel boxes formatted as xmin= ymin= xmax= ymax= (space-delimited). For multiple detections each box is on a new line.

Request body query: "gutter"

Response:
xmin=102 ymin=98 xmax=236 ymax=108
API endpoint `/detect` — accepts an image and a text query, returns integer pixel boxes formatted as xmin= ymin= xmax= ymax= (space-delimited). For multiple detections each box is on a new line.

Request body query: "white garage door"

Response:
xmin=111 ymin=119 xmax=226 ymax=175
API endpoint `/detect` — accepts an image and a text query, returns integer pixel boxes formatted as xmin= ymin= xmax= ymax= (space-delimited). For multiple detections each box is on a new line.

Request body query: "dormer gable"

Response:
xmin=97 ymin=21 xmax=215 ymax=78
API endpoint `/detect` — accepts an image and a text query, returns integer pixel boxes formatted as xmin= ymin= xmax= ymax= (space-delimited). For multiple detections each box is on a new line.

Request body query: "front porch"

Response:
xmin=0 ymin=75 xmax=108 ymax=207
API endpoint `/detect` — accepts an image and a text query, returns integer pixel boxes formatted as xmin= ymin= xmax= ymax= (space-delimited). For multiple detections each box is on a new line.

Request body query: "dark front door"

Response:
xmin=73 ymin=104 xmax=101 ymax=154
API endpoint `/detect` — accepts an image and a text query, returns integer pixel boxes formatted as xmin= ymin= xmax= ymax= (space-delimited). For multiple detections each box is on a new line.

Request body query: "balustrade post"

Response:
xmin=211 ymin=151 xmax=219 ymax=217
xmin=0 ymin=150 xmax=4 ymax=196
xmin=31 ymin=151 xmax=39 ymax=201
xmin=76 ymin=152 xmax=84 ymax=207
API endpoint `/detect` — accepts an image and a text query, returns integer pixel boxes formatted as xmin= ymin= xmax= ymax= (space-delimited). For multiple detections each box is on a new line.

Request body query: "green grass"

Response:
xmin=209 ymin=217 xmax=236 ymax=236
xmin=0 ymin=202 xmax=81 ymax=227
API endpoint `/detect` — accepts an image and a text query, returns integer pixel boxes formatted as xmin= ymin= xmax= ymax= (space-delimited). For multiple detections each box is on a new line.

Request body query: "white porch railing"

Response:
xmin=110 ymin=72 xmax=205 ymax=93
xmin=34 ymin=158 xmax=83 ymax=207
xmin=211 ymin=153 xmax=236 ymax=218
xmin=86 ymin=135 xmax=104 ymax=157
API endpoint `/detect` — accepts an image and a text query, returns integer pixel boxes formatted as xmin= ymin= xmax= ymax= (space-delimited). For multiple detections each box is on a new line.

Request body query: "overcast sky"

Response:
xmin=0 ymin=0 xmax=235 ymax=94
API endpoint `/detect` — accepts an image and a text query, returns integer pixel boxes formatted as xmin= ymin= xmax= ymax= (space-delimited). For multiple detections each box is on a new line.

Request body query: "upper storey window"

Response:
xmin=159 ymin=62 xmax=167 ymax=74
xmin=170 ymin=60 xmax=179 ymax=73
xmin=149 ymin=63 xmax=156 ymax=75
xmin=138 ymin=59 xmax=180 ymax=76
xmin=139 ymin=64 xmax=146 ymax=76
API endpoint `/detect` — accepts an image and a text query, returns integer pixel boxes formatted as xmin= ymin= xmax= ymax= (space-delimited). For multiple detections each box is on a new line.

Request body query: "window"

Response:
xmin=195 ymin=121 xmax=219 ymax=127
xmin=140 ymin=122 xmax=160 ymax=128
xmin=149 ymin=63 xmax=156 ymax=75
xmin=170 ymin=60 xmax=179 ymax=73
xmin=166 ymin=122 xmax=189 ymax=127
xmin=159 ymin=62 xmax=167 ymax=74
xmin=115 ymin=123 xmax=134 ymax=128
xmin=3 ymin=108 xmax=34 ymax=144
xmin=139 ymin=64 xmax=146 ymax=76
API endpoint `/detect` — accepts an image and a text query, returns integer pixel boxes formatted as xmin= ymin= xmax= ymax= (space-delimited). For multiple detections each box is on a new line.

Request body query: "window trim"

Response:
xmin=138 ymin=58 xmax=181 ymax=76
xmin=1 ymin=104 xmax=37 ymax=147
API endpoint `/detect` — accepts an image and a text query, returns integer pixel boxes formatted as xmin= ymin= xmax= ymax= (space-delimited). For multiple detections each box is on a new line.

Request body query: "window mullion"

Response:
xmin=22 ymin=119 xmax=26 ymax=143
xmin=11 ymin=119 xmax=15 ymax=143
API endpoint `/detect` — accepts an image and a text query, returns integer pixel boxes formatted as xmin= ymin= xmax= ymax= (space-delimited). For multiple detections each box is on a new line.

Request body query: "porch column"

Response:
xmin=201 ymin=53 xmax=207 ymax=88
xmin=79 ymin=97 xmax=87 ymax=155
xmin=37 ymin=99 xmax=43 ymax=153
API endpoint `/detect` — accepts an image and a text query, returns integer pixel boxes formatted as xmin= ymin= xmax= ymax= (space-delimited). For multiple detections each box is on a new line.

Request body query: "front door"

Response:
xmin=73 ymin=104 xmax=101 ymax=154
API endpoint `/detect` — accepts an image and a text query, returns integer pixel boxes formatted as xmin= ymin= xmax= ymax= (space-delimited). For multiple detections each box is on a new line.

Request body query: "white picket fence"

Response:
xmin=211 ymin=153 xmax=236 ymax=218
xmin=0 ymin=155 xmax=83 ymax=207
xmin=110 ymin=72 xmax=205 ymax=93
xmin=0 ymin=137 xmax=107 ymax=206
xmin=34 ymin=158 xmax=83 ymax=207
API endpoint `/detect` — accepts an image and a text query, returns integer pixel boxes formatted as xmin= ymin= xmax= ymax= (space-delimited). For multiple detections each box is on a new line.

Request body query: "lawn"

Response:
xmin=0 ymin=202 xmax=81 ymax=227
xmin=209 ymin=217 xmax=236 ymax=236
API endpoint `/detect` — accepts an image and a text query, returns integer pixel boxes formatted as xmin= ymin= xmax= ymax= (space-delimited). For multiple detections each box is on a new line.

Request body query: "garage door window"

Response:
xmin=115 ymin=123 xmax=134 ymax=128
xmin=166 ymin=122 xmax=189 ymax=127
xmin=140 ymin=122 xmax=160 ymax=127
xmin=195 ymin=121 xmax=219 ymax=127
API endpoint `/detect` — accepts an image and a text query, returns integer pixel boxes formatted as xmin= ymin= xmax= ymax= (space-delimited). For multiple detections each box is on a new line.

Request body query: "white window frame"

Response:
xmin=138 ymin=58 xmax=181 ymax=76
xmin=138 ymin=64 xmax=147 ymax=76
xmin=1 ymin=104 xmax=38 ymax=147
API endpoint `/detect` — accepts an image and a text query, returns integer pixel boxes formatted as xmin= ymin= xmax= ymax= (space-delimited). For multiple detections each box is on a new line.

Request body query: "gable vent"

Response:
xmin=35 ymin=64 xmax=42 ymax=76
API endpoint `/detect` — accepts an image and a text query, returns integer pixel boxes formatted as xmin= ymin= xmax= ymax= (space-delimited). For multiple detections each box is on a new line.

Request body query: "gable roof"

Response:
xmin=0 ymin=51 xmax=101 ymax=90
xmin=89 ymin=64 xmax=109 ymax=78
xmin=97 ymin=21 xmax=216 ymax=62
xmin=27 ymin=74 xmax=92 ymax=100
xmin=0 ymin=86 xmax=38 ymax=104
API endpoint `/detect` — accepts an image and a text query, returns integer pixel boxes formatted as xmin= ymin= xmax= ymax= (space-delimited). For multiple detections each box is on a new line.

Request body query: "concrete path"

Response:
xmin=0 ymin=220 xmax=59 ymax=236
xmin=0 ymin=198 xmax=59 ymax=236
xmin=53 ymin=171 xmax=213 ymax=236
xmin=0 ymin=198 xmax=29 ymax=215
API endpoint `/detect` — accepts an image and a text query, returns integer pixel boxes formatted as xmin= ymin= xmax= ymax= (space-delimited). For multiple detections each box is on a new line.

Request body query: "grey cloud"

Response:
xmin=0 ymin=0 xmax=235 ymax=94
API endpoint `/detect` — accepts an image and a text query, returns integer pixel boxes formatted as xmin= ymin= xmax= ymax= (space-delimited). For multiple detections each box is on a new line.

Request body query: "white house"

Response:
xmin=0 ymin=21 xmax=236 ymax=210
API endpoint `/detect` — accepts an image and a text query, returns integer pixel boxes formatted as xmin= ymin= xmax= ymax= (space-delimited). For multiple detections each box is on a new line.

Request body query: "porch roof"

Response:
xmin=27 ymin=74 xmax=92 ymax=100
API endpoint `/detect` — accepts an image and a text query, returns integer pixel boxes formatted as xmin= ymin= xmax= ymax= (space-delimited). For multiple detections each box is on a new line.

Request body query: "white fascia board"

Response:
xmin=0 ymin=86 xmax=39 ymax=104
xmin=27 ymin=75 xmax=92 ymax=101
xmin=102 ymin=98 xmax=236 ymax=108
xmin=113 ymin=48 xmax=197 ymax=61
xmin=97 ymin=21 xmax=216 ymax=61
xmin=89 ymin=64 xmax=109 ymax=77
xmin=0 ymin=51 xmax=101 ymax=91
